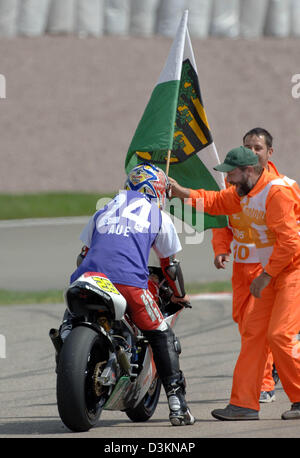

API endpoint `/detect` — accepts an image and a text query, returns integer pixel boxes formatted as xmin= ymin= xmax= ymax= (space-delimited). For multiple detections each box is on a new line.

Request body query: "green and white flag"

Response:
xmin=125 ymin=10 xmax=227 ymax=232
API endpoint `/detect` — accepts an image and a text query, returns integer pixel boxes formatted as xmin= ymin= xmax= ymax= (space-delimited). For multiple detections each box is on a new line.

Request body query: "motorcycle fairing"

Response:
xmin=65 ymin=272 xmax=127 ymax=320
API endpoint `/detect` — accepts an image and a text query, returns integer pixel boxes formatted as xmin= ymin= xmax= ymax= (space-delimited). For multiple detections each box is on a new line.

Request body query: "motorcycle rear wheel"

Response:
xmin=56 ymin=326 xmax=109 ymax=432
xmin=125 ymin=376 xmax=162 ymax=422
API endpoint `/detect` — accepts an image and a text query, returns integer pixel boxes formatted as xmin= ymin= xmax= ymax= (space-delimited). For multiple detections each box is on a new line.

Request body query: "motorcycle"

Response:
xmin=49 ymin=266 xmax=188 ymax=432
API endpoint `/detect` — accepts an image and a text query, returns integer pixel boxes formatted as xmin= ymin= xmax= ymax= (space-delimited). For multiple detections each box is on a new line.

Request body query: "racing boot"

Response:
xmin=143 ymin=325 xmax=195 ymax=426
xmin=164 ymin=374 xmax=195 ymax=426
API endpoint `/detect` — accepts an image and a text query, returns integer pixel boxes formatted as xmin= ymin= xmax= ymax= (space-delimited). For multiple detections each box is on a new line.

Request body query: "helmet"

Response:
xmin=125 ymin=163 xmax=169 ymax=209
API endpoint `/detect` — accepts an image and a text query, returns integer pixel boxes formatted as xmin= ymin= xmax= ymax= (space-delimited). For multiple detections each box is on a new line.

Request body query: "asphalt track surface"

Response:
xmin=1 ymin=298 xmax=300 ymax=443
xmin=1 ymin=219 xmax=300 ymax=442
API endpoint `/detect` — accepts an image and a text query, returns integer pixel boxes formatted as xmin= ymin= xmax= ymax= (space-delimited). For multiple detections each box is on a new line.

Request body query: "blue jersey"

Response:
xmin=70 ymin=191 xmax=162 ymax=289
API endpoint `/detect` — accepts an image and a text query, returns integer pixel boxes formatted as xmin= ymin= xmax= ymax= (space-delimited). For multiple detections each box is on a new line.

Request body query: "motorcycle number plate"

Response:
xmin=92 ymin=276 xmax=120 ymax=295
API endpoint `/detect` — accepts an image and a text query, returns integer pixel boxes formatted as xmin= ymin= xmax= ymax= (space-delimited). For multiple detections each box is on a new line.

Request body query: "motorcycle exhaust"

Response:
xmin=49 ymin=328 xmax=63 ymax=354
xmin=115 ymin=345 xmax=132 ymax=376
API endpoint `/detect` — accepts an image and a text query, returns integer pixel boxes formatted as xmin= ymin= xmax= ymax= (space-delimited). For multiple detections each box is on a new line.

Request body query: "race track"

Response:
xmin=1 ymin=220 xmax=299 ymax=441
xmin=0 ymin=297 xmax=299 ymax=441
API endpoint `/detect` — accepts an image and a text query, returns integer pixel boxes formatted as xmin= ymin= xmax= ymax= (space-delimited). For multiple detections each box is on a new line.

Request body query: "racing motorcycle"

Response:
xmin=49 ymin=267 xmax=188 ymax=432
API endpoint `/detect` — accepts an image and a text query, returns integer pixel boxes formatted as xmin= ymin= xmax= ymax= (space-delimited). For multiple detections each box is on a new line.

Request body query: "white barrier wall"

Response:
xmin=104 ymin=0 xmax=131 ymax=35
xmin=0 ymin=0 xmax=19 ymax=37
xmin=0 ymin=0 xmax=299 ymax=38
xmin=130 ymin=0 xmax=160 ymax=36
xmin=265 ymin=0 xmax=291 ymax=37
xmin=156 ymin=0 xmax=186 ymax=37
xmin=46 ymin=0 xmax=76 ymax=35
xmin=18 ymin=0 xmax=51 ymax=36
xmin=76 ymin=0 xmax=104 ymax=37
xmin=239 ymin=0 xmax=269 ymax=38
xmin=185 ymin=0 xmax=212 ymax=38
xmin=210 ymin=0 xmax=240 ymax=37
xmin=291 ymin=0 xmax=300 ymax=36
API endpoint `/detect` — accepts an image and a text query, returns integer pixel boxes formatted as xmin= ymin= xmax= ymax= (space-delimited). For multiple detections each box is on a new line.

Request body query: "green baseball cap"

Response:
xmin=213 ymin=146 xmax=258 ymax=172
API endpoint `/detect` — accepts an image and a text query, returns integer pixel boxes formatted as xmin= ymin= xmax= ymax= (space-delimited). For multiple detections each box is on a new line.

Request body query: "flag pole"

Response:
xmin=166 ymin=149 xmax=171 ymax=176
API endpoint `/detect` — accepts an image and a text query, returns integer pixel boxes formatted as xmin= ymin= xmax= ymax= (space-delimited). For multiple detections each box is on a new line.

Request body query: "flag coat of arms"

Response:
xmin=125 ymin=10 xmax=227 ymax=232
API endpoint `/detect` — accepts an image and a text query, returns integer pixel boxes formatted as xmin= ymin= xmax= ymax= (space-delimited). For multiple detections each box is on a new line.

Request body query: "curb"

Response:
xmin=190 ymin=292 xmax=232 ymax=300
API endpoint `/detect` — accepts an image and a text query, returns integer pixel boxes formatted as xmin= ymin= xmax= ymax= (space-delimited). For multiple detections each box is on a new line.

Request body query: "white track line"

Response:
xmin=0 ymin=216 xmax=89 ymax=228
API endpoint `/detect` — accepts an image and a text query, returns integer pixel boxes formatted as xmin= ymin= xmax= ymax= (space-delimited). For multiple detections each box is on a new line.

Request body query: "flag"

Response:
xmin=125 ymin=10 xmax=227 ymax=232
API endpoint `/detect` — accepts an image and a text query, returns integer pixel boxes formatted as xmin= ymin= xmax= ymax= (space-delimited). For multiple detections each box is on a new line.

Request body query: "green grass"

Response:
xmin=0 ymin=281 xmax=232 ymax=305
xmin=186 ymin=281 xmax=232 ymax=295
xmin=0 ymin=192 xmax=114 ymax=220
xmin=0 ymin=289 xmax=65 ymax=305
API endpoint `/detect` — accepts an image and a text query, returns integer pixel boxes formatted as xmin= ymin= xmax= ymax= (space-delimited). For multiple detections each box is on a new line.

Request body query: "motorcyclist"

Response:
xmin=58 ymin=163 xmax=195 ymax=427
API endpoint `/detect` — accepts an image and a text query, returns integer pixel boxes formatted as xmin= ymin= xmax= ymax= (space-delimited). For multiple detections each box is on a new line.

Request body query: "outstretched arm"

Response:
xmin=168 ymin=177 xmax=241 ymax=216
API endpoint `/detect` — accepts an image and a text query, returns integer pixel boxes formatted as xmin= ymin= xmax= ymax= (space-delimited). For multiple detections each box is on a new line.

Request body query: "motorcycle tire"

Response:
xmin=56 ymin=325 xmax=109 ymax=432
xmin=125 ymin=376 xmax=162 ymax=422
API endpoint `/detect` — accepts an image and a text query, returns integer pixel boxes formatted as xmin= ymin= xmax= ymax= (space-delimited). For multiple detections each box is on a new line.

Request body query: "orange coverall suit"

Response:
xmin=211 ymin=161 xmax=279 ymax=393
xmin=190 ymin=169 xmax=300 ymax=410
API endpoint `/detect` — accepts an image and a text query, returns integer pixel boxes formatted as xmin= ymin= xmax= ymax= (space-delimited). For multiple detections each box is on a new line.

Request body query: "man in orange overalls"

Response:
xmin=211 ymin=128 xmax=279 ymax=403
xmin=169 ymin=146 xmax=300 ymax=420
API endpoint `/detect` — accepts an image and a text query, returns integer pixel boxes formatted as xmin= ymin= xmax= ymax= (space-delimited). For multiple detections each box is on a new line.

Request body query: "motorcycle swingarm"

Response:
xmin=72 ymin=321 xmax=114 ymax=352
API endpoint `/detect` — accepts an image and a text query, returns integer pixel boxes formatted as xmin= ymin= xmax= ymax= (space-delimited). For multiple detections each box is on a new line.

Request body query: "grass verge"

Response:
xmin=0 ymin=192 xmax=113 ymax=220
xmin=0 ymin=282 xmax=232 ymax=305
xmin=186 ymin=281 xmax=232 ymax=295
xmin=0 ymin=289 xmax=65 ymax=305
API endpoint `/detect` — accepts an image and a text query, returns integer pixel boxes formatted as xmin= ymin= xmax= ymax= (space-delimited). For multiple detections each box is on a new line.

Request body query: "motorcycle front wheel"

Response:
xmin=125 ymin=376 xmax=162 ymax=422
xmin=56 ymin=325 xmax=109 ymax=432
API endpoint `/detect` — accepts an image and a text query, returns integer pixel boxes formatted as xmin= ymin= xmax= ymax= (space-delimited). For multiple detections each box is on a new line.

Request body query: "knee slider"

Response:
xmin=174 ymin=336 xmax=181 ymax=355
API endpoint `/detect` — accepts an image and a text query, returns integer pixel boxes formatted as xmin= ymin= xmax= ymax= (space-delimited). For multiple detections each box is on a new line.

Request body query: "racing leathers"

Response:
xmin=189 ymin=168 xmax=300 ymax=411
xmin=66 ymin=190 xmax=194 ymax=425
xmin=211 ymin=161 xmax=280 ymax=395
